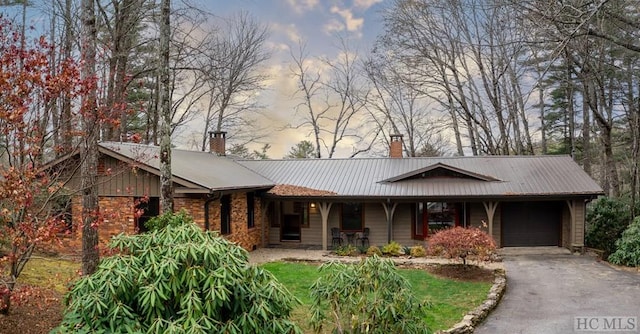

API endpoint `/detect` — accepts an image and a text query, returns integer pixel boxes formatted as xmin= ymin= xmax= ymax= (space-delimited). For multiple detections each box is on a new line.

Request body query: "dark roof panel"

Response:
xmin=99 ymin=142 xmax=274 ymax=191
xmin=238 ymin=155 xmax=603 ymax=198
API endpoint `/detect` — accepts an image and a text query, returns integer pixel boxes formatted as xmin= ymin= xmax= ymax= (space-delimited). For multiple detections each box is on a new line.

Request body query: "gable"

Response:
xmin=380 ymin=162 xmax=500 ymax=183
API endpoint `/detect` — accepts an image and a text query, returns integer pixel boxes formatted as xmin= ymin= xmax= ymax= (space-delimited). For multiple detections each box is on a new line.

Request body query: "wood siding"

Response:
xmin=468 ymin=202 xmax=501 ymax=247
xmin=572 ymin=199 xmax=586 ymax=247
xmin=65 ymin=155 xmax=161 ymax=197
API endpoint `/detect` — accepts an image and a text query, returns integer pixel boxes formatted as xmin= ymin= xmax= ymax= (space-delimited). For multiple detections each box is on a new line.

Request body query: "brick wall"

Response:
xmin=52 ymin=192 xmax=264 ymax=255
xmin=203 ymin=193 xmax=262 ymax=251
xmin=51 ymin=196 xmax=136 ymax=255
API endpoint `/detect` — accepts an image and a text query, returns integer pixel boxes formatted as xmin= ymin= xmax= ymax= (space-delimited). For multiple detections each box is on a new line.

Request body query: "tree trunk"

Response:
xmin=159 ymin=0 xmax=173 ymax=213
xmin=80 ymin=0 xmax=100 ymax=276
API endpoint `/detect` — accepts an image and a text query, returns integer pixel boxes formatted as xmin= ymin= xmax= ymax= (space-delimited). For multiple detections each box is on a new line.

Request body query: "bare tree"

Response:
xmin=381 ymin=0 xmax=536 ymax=155
xmin=290 ymin=38 xmax=369 ymax=158
xmin=197 ymin=12 xmax=270 ymax=152
xmin=289 ymin=42 xmax=327 ymax=158
xmin=363 ymin=52 xmax=449 ymax=157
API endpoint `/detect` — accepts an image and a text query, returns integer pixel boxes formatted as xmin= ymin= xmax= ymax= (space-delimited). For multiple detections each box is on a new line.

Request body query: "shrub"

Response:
xmin=382 ymin=240 xmax=403 ymax=256
xmin=403 ymin=246 xmax=412 ymax=255
xmin=143 ymin=208 xmax=190 ymax=231
xmin=54 ymin=214 xmax=301 ymax=334
xmin=608 ymin=217 xmax=640 ymax=267
xmin=310 ymin=256 xmax=429 ymax=334
xmin=366 ymin=245 xmax=382 ymax=256
xmin=586 ymin=197 xmax=632 ymax=257
xmin=410 ymin=245 xmax=427 ymax=258
xmin=335 ymin=244 xmax=358 ymax=256
xmin=427 ymin=227 xmax=496 ymax=265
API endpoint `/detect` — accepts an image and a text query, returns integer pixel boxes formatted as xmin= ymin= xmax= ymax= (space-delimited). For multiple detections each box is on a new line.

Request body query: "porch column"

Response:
xmin=381 ymin=201 xmax=398 ymax=244
xmin=318 ymin=202 xmax=333 ymax=251
xmin=566 ymin=199 xmax=580 ymax=249
xmin=482 ymin=201 xmax=498 ymax=240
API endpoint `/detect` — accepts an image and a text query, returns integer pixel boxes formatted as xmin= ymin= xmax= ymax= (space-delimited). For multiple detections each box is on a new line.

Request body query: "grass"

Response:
xmin=15 ymin=257 xmax=491 ymax=332
xmin=17 ymin=256 xmax=80 ymax=293
xmin=261 ymin=261 xmax=492 ymax=332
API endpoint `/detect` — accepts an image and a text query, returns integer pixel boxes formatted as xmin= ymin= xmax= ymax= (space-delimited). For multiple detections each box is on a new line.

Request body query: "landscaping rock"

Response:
xmin=436 ymin=268 xmax=507 ymax=334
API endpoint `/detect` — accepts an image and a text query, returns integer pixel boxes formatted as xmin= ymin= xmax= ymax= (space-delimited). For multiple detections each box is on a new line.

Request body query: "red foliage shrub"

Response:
xmin=427 ymin=227 xmax=496 ymax=265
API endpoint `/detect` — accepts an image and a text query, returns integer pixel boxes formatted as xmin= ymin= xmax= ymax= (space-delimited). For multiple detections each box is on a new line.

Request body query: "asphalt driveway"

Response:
xmin=475 ymin=250 xmax=640 ymax=334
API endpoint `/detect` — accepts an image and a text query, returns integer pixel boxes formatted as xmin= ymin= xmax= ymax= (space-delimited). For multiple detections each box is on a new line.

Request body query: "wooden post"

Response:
xmin=482 ymin=201 xmax=498 ymax=242
xmin=382 ymin=201 xmax=398 ymax=243
xmin=318 ymin=202 xmax=333 ymax=251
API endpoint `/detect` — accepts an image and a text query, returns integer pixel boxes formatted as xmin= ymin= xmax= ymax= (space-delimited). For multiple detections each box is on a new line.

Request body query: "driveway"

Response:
xmin=475 ymin=250 xmax=640 ymax=334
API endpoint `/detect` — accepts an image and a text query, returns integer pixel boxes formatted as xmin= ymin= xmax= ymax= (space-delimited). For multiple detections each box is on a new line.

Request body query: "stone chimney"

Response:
xmin=209 ymin=131 xmax=227 ymax=156
xmin=390 ymin=134 xmax=403 ymax=158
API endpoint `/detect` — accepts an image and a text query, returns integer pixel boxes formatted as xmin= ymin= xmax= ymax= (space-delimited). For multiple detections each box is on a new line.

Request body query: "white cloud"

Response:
xmin=285 ymin=0 xmax=319 ymax=14
xmin=323 ymin=19 xmax=345 ymax=35
xmin=271 ymin=22 xmax=302 ymax=44
xmin=353 ymin=0 xmax=383 ymax=10
xmin=329 ymin=6 xmax=364 ymax=32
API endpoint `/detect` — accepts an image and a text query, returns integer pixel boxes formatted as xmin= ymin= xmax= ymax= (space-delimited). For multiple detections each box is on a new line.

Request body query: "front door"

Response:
xmin=281 ymin=214 xmax=301 ymax=241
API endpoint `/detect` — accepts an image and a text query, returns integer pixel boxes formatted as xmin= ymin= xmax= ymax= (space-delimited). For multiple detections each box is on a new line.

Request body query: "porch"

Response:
xmin=262 ymin=199 xmax=585 ymax=251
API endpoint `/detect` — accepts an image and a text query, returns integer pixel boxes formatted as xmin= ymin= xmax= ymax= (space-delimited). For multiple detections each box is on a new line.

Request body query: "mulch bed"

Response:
xmin=0 ymin=285 xmax=64 ymax=334
xmin=423 ymin=263 xmax=496 ymax=282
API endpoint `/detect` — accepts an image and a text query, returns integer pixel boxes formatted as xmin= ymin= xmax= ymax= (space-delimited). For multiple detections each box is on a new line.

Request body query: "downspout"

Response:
xmin=204 ymin=192 xmax=221 ymax=230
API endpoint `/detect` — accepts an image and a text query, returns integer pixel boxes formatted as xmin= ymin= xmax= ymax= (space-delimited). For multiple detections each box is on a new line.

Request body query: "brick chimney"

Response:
xmin=209 ymin=131 xmax=227 ymax=156
xmin=390 ymin=134 xmax=403 ymax=158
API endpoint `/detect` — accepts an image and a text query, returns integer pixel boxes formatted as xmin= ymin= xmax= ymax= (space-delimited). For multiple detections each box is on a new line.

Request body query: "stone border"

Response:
xmin=436 ymin=268 xmax=507 ymax=334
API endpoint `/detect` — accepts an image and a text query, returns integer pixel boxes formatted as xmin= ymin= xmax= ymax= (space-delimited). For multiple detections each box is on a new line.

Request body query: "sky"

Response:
xmin=1 ymin=0 xmax=389 ymax=158
xmin=186 ymin=0 xmax=388 ymax=158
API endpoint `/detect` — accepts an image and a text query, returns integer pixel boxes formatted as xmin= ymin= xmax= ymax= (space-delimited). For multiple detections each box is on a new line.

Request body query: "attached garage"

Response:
xmin=501 ymin=201 xmax=563 ymax=247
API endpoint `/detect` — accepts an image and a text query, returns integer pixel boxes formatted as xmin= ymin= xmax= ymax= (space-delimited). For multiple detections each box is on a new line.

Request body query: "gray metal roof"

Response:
xmin=238 ymin=155 xmax=604 ymax=199
xmin=99 ymin=142 xmax=274 ymax=192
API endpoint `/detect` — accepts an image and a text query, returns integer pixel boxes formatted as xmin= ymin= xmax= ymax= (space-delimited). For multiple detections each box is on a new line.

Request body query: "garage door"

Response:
xmin=501 ymin=201 xmax=561 ymax=247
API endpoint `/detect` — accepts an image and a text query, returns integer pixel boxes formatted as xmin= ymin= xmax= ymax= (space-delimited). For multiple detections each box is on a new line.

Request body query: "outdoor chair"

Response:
xmin=357 ymin=228 xmax=370 ymax=248
xmin=331 ymin=227 xmax=343 ymax=247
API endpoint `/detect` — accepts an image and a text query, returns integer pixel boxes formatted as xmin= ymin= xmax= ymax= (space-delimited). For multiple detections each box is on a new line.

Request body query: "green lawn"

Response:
xmin=16 ymin=257 xmax=491 ymax=332
xmin=18 ymin=257 xmax=80 ymax=293
xmin=262 ymin=261 xmax=492 ymax=332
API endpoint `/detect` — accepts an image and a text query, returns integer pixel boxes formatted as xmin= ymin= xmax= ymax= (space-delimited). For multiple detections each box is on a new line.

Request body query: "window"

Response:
xmin=134 ymin=197 xmax=159 ymax=233
xmin=414 ymin=202 xmax=461 ymax=238
xmin=426 ymin=202 xmax=458 ymax=233
xmin=341 ymin=203 xmax=363 ymax=231
xmin=247 ymin=192 xmax=255 ymax=229
xmin=221 ymin=195 xmax=231 ymax=235
xmin=293 ymin=202 xmax=310 ymax=228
